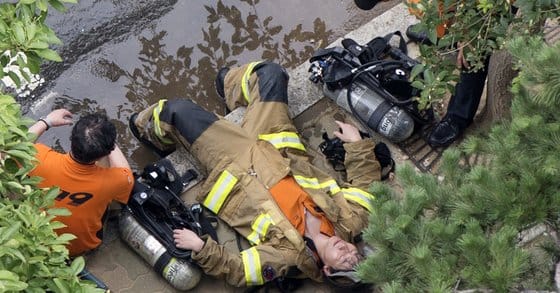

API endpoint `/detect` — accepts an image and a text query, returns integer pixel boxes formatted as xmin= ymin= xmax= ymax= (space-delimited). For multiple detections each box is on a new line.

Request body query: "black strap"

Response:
xmin=154 ymin=252 xmax=173 ymax=274
xmin=367 ymin=99 xmax=393 ymax=131
xmin=384 ymin=30 xmax=408 ymax=55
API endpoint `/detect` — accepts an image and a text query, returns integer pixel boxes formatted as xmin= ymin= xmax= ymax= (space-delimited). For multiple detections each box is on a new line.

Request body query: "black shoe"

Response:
xmin=427 ymin=119 xmax=461 ymax=147
xmin=406 ymin=24 xmax=433 ymax=45
xmin=129 ymin=113 xmax=174 ymax=157
xmin=215 ymin=67 xmax=230 ymax=99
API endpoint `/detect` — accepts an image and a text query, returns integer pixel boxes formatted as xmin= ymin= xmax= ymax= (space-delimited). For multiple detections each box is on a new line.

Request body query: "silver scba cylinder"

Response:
xmin=119 ymin=208 xmax=201 ymax=291
xmin=323 ymin=81 xmax=414 ymax=143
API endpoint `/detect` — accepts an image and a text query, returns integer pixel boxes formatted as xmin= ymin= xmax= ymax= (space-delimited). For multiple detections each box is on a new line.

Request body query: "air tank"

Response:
xmin=323 ymin=81 xmax=414 ymax=143
xmin=119 ymin=208 xmax=201 ymax=291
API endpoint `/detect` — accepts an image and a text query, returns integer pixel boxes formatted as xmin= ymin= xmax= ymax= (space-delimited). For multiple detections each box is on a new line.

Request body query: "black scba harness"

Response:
xmin=309 ymin=31 xmax=434 ymax=127
xmin=126 ymin=159 xmax=217 ymax=260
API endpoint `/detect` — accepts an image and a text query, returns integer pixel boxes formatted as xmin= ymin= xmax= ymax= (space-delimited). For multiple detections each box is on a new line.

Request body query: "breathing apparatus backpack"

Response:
xmin=119 ymin=158 xmax=217 ymax=291
xmin=309 ymin=31 xmax=434 ymax=143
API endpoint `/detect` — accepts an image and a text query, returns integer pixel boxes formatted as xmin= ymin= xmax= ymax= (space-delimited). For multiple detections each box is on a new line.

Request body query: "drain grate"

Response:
xmin=397 ymin=125 xmax=450 ymax=173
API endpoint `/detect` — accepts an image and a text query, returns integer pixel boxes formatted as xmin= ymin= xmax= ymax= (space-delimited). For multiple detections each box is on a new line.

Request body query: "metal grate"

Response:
xmin=397 ymin=124 xmax=450 ymax=173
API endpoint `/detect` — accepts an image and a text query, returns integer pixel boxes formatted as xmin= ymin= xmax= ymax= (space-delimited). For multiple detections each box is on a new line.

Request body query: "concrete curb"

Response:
xmin=226 ymin=3 xmax=419 ymax=122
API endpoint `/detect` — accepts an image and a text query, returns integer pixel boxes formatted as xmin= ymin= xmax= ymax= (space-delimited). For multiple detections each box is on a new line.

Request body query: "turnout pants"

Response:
xmin=133 ymin=61 xmax=302 ymax=171
xmin=133 ymin=62 xmax=310 ymax=231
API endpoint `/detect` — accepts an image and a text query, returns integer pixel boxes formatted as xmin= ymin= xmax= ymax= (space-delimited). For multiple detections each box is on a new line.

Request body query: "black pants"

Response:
xmin=444 ymin=58 xmax=489 ymax=130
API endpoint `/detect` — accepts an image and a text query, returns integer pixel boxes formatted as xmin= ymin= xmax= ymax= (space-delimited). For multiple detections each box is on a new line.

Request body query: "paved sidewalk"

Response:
xmin=86 ymin=3 xmax=419 ymax=292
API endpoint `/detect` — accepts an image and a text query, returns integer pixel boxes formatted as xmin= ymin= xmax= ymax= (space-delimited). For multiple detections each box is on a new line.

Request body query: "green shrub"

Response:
xmin=0 ymin=95 xmax=102 ymax=292
xmin=1 ymin=0 xmax=103 ymax=292
xmin=359 ymin=36 xmax=560 ymax=292
xmin=408 ymin=0 xmax=560 ymax=109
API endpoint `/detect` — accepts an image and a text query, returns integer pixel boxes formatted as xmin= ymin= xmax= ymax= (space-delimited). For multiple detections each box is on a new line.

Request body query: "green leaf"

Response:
xmin=47 ymin=207 xmax=71 ymax=216
xmin=52 ymin=278 xmax=70 ymax=293
xmin=56 ymin=233 xmax=77 ymax=243
xmin=16 ymin=54 xmax=27 ymax=68
xmin=26 ymin=22 xmax=37 ymax=40
xmin=6 ymin=181 xmax=24 ymax=190
xmin=0 ymin=278 xmax=28 ymax=291
xmin=41 ymin=27 xmax=63 ymax=45
xmin=7 ymin=71 xmax=21 ymax=88
xmin=20 ymin=68 xmax=31 ymax=82
xmin=12 ymin=21 xmax=26 ymax=44
xmin=69 ymin=257 xmax=85 ymax=275
xmin=0 ymin=270 xmax=19 ymax=281
xmin=14 ymin=208 xmax=31 ymax=227
xmin=48 ymin=0 xmax=67 ymax=12
xmin=26 ymin=52 xmax=41 ymax=73
xmin=49 ymin=221 xmax=67 ymax=230
xmin=34 ymin=48 xmax=62 ymax=62
xmin=423 ymin=68 xmax=435 ymax=84
xmin=28 ymin=40 xmax=48 ymax=49
xmin=18 ymin=0 xmax=36 ymax=4
xmin=0 ymin=221 xmax=22 ymax=243
xmin=6 ymin=149 xmax=34 ymax=161
xmin=410 ymin=64 xmax=424 ymax=80
xmin=411 ymin=80 xmax=424 ymax=90
xmin=0 ymin=20 xmax=7 ymax=34
xmin=37 ymin=0 xmax=48 ymax=12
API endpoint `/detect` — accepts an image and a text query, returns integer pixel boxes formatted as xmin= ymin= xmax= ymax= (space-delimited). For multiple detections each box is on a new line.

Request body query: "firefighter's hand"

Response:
xmin=333 ymin=120 xmax=362 ymax=143
xmin=173 ymin=228 xmax=204 ymax=252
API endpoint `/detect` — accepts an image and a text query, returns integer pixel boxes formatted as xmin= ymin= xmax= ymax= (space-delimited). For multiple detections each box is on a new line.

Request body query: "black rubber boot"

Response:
xmin=406 ymin=24 xmax=433 ymax=45
xmin=215 ymin=67 xmax=230 ymax=100
xmin=129 ymin=113 xmax=174 ymax=157
xmin=427 ymin=119 xmax=462 ymax=148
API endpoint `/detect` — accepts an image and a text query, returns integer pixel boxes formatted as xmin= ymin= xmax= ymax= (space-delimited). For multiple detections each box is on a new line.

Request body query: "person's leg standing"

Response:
xmin=428 ymin=59 xmax=489 ymax=147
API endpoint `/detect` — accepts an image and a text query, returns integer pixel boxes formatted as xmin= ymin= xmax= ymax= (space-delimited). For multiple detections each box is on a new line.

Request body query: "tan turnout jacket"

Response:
xmin=134 ymin=62 xmax=381 ymax=287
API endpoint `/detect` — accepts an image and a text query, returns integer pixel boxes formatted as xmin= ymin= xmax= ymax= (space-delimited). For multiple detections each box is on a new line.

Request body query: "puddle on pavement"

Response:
xmin=23 ymin=0 xmax=400 ymax=170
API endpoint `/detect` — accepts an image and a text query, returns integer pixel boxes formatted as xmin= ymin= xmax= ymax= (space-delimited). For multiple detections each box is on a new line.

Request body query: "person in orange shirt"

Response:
xmin=29 ymin=110 xmax=133 ymax=256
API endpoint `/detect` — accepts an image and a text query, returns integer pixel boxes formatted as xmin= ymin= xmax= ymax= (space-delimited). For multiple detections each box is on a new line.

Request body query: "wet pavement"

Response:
xmin=24 ymin=0 xmax=401 ymax=171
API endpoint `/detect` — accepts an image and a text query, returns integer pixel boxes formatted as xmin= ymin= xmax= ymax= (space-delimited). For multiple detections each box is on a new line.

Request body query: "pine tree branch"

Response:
xmin=455 ymin=289 xmax=492 ymax=293
xmin=453 ymin=288 xmax=560 ymax=293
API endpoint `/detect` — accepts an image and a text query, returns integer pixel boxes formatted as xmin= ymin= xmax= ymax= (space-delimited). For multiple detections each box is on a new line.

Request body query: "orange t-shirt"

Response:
xmin=269 ymin=176 xmax=334 ymax=237
xmin=30 ymin=143 xmax=133 ymax=256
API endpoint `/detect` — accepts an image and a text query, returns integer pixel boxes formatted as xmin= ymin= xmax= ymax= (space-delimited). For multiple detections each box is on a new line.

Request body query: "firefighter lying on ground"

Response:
xmin=129 ymin=61 xmax=381 ymax=287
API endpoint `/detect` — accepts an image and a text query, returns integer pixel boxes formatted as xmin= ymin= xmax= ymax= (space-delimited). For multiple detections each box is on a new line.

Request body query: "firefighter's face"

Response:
xmin=321 ymin=236 xmax=361 ymax=271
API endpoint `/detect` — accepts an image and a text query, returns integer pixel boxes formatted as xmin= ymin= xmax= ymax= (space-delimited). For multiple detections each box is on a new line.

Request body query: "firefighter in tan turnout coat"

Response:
xmin=130 ymin=61 xmax=382 ymax=287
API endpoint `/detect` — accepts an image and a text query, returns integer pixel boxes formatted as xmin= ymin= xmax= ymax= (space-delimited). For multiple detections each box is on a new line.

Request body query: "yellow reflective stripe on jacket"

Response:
xmin=152 ymin=99 xmax=174 ymax=144
xmin=241 ymin=247 xmax=264 ymax=285
xmin=341 ymin=187 xmax=375 ymax=212
xmin=293 ymin=175 xmax=341 ymax=194
xmin=247 ymin=213 xmax=275 ymax=245
xmin=203 ymin=170 xmax=238 ymax=214
xmin=258 ymin=131 xmax=306 ymax=151
xmin=241 ymin=61 xmax=262 ymax=103
xmin=247 ymin=231 xmax=261 ymax=245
